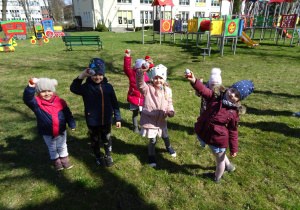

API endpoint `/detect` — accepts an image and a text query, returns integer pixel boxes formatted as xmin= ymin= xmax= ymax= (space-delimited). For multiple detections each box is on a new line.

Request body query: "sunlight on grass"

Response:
xmin=0 ymin=29 xmax=299 ymax=209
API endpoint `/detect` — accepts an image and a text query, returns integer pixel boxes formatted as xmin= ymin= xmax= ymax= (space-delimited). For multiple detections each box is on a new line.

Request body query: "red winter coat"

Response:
xmin=192 ymin=79 xmax=239 ymax=154
xmin=123 ymin=56 xmax=149 ymax=106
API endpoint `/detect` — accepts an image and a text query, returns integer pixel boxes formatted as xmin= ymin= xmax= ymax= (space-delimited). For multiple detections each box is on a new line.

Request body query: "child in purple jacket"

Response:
xmin=186 ymin=70 xmax=254 ymax=184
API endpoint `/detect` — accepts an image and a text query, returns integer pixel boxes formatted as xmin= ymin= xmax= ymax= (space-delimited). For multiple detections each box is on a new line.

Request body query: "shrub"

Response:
xmin=95 ymin=23 xmax=108 ymax=32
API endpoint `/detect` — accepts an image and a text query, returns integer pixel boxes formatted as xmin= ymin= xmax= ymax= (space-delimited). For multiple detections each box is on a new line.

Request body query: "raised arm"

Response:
xmin=70 ymin=69 xmax=90 ymax=95
xmin=123 ymin=53 xmax=133 ymax=77
xmin=23 ymin=81 xmax=38 ymax=111
xmin=185 ymin=70 xmax=213 ymax=100
xmin=136 ymin=69 xmax=149 ymax=96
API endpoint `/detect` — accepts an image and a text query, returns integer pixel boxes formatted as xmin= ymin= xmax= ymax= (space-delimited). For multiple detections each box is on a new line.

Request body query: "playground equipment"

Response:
xmin=239 ymin=31 xmax=259 ymax=46
xmin=0 ymin=37 xmax=17 ymax=52
xmin=42 ymin=18 xmax=65 ymax=38
xmin=0 ymin=20 xmax=26 ymax=52
xmin=151 ymin=0 xmax=175 ymax=44
xmin=276 ymin=14 xmax=299 ymax=46
xmin=31 ymin=22 xmax=49 ymax=45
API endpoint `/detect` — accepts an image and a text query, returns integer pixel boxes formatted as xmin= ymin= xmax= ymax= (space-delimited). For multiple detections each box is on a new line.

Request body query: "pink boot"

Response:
xmin=60 ymin=156 xmax=73 ymax=169
xmin=53 ymin=158 xmax=63 ymax=171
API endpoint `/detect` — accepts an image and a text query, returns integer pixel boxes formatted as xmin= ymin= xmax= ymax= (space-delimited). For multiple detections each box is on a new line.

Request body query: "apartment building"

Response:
xmin=73 ymin=0 xmax=231 ymax=30
xmin=0 ymin=0 xmax=48 ymax=22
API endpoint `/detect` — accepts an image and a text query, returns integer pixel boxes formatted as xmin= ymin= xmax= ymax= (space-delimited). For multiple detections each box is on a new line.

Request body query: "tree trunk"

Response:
xmin=2 ymin=0 xmax=7 ymax=21
xmin=17 ymin=0 xmax=32 ymax=28
xmin=43 ymin=0 xmax=56 ymax=21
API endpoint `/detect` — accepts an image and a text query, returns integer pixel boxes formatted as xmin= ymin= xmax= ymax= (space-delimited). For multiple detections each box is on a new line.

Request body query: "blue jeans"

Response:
xmin=197 ymin=136 xmax=226 ymax=153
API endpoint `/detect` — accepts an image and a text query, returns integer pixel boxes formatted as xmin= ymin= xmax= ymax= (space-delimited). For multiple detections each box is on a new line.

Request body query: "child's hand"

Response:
xmin=185 ymin=70 xmax=196 ymax=84
xmin=28 ymin=82 xmax=36 ymax=88
xmin=230 ymin=152 xmax=237 ymax=157
xmin=78 ymin=69 xmax=91 ymax=79
xmin=125 ymin=49 xmax=130 ymax=57
xmin=116 ymin=122 xmax=121 ymax=128
xmin=71 ymin=128 xmax=75 ymax=131
xmin=28 ymin=77 xmax=37 ymax=87
xmin=138 ymin=67 xmax=148 ymax=73
xmin=167 ymin=111 xmax=175 ymax=118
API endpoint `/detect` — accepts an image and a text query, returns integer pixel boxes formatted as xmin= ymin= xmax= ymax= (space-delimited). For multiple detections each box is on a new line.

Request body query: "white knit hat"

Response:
xmin=209 ymin=68 xmax=222 ymax=87
xmin=134 ymin=59 xmax=145 ymax=69
xmin=152 ymin=64 xmax=167 ymax=81
xmin=35 ymin=78 xmax=58 ymax=93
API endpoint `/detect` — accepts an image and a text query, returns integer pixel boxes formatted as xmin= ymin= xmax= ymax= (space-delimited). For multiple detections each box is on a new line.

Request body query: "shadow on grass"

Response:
xmin=246 ymin=106 xmax=293 ymax=116
xmin=112 ymin=136 xmax=214 ymax=175
xmin=0 ymin=135 xmax=158 ymax=209
xmin=240 ymin=121 xmax=300 ymax=139
xmin=254 ymin=90 xmax=300 ymax=99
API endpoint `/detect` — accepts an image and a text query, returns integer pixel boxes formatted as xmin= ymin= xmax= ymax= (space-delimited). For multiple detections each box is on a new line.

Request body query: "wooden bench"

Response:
xmin=62 ymin=35 xmax=103 ymax=52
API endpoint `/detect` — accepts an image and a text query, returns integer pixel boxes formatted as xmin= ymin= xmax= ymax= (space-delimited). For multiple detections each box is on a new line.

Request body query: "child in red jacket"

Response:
xmin=123 ymin=50 xmax=150 ymax=134
xmin=186 ymin=70 xmax=254 ymax=184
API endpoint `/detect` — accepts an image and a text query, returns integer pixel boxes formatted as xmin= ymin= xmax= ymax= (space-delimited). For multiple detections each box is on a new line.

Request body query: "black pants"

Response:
xmin=88 ymin=124 xmax=112 ymax=158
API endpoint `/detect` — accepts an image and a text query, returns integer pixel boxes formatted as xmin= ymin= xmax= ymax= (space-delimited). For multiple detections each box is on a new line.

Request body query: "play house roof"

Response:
xmin=151 ymin=0 xmax=175 ymax=7
xmin=268 ymin=0 xmax=292 ymax=3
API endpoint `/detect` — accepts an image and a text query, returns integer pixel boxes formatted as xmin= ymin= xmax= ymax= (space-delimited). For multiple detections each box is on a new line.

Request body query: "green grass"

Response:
xmin=0 ymin=29 xmax=299 ymax=209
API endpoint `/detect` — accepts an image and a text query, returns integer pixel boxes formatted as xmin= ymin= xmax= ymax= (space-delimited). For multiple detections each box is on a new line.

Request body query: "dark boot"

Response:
xmin=60 ymin=156 xmax=73 ymax=169
xmin=95 ymin=156 xmax=105 ymax=166
xmin=203 ymin=172 xmax=221 ymax=185
xmin=148 ymin=155 xmax=156 ymax=167
xmin=105 ymin=155 xmax=114 ymax=167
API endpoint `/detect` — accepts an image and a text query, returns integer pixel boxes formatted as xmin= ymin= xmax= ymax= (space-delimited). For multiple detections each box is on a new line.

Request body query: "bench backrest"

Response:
xmin=62 ymin=36 xmax=100 ymax=42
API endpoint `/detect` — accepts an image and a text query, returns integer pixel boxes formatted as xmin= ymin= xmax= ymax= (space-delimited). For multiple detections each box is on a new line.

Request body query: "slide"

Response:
xmin=239 ymin=31 xmax=259 ymax=47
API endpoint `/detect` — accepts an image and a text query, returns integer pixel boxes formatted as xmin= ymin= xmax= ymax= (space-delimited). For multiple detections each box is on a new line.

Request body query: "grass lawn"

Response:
xmin=0 ymin=29 xmax=299 ymax=209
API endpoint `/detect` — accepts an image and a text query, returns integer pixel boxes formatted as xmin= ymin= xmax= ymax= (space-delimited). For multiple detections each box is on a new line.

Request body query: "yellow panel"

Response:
xmin=211 ymin=20 xmax=223 ymax=35
xmin=188 ymin=19 xmax=198 ymax=33
xmin=53 ymin=26 xmax=63 ymax=31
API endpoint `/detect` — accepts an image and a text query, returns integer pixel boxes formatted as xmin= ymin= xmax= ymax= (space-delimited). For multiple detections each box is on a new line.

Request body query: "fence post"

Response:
xmin=142 ymin=23 xmax=144 ymax=44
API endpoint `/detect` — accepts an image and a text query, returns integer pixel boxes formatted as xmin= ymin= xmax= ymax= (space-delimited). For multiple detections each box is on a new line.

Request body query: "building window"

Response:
xmin=211 ymin=0 xmax=219 ymax=6
xmin=195 ymin=12 xmax=205 ymax=18
xmin=77 ymin=0 xmax=79 ymax=9
xmin=195 ymin=0 xmax=206 ymax=6
xmin=178 ymin=11 xmax=189 ymax=23
xmin=160 ymin=11 xmax=171 ymax=20
xmin=179 ymin=0 xmax=189 ymax=6
xmin=117 ymin=0 xmax=132 ymax=3
xmin=211 ymin=12 xmax=219 ymax=17
xmin=140 ymin=11 xmax=153 ymax=24
xmin=118 ymin=11 xmax=132 ymax=25
xmin=140 ymin=0 xmax=153 ymax=3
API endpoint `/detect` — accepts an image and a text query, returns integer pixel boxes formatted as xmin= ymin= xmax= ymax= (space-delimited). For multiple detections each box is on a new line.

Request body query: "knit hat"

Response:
xmin=35 ymin=78 xmax=58 ymax=93
xmin=209 ymin=68 xmax=222 ymax=87
xmin=145 ymin=55 xmax=153 ymax=64
xmin=89 ymin=58 xmax=105 ymax=75
xmin=230 ymin=80 xmax=254 ymax=100
xmin=134 ymin=59 xmax=146 ymax=69
xmin=152 ymin=64 xmax=167 ymax=81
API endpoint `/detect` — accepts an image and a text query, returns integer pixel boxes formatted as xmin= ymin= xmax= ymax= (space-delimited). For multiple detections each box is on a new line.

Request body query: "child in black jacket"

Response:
xmin=70 ymin=58 xmax=121 ymax=167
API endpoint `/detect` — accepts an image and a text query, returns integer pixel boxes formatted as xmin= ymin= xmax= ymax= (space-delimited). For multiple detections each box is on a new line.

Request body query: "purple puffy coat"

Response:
xmin=192 ymin=79 xmax=239 ymax=154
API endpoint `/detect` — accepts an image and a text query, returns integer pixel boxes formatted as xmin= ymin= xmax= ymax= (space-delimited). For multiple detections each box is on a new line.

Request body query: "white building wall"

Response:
xmin=73 ymin=0 xmax=231 ymax=29
xmin=0 ymin=0 xmax=43 ymax=22
xmin=73 ymin=0 xmax=95 ymax=28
